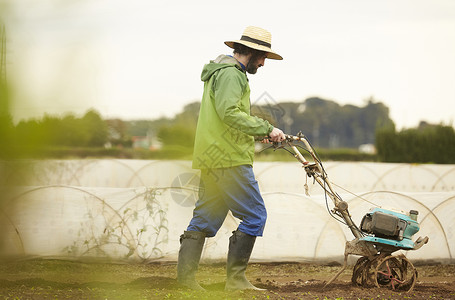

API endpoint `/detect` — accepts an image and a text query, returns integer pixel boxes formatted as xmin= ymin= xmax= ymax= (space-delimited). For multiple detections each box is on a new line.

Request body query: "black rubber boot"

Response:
xmin=177 ymin=231 xmax=206 ymax=290
xmin=225 ymin=230 xmax=266 ymax=291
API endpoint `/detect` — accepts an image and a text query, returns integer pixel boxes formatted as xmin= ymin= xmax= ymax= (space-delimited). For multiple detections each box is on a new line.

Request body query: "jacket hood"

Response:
xmin=201 ymin=54 xmax=244 ymax=82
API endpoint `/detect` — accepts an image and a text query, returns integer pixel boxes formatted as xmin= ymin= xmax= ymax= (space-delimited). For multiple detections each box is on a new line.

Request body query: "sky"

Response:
xmin=2 ymin=0 xmax=455 ymax=130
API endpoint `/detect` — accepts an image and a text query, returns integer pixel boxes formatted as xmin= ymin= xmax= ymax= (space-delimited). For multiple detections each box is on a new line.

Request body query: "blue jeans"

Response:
xmin=187 ymin=165 xmax=267 ymax=237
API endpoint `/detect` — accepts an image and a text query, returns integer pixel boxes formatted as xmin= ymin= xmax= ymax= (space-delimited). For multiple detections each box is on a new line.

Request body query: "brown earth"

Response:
xmin=0 ymin=258 xmax=454 ymax=299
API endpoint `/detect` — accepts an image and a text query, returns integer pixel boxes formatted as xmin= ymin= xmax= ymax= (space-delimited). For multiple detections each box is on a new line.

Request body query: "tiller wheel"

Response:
xmin=351 ymin=254 xmax=417 ymax=292
xmin=374 ymin=254 xmax=417 ymax=292
xmin=352 ymin=256 xmax=374 ymax=286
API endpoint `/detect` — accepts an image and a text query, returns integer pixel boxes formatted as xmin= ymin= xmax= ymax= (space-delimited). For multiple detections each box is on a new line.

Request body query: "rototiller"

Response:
xmin=260 ymin=132 xmax=429 ymax=292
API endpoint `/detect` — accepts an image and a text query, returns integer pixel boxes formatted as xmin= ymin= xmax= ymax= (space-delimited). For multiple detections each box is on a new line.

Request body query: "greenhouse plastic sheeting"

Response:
xmin=0 ymin=160 xmax=454 ymax=263
xmin=1 ymin=160 xmax=454 ymax=193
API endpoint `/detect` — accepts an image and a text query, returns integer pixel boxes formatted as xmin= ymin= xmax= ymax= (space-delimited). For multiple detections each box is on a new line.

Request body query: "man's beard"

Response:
xmin=246 ymin=52 xmax=264 ymax=74
xmin=246 ymin=60 xmax=259 ymax=74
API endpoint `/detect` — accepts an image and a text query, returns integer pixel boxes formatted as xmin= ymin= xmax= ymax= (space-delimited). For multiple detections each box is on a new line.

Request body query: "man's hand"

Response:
xmin=267 ymin=127 xmax=286 ymax=143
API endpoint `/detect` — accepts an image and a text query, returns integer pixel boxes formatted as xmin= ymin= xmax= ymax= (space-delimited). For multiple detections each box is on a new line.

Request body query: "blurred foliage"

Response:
xmin=0 ymin=99 xmax=13 ymax=159
xmin=376 ymin=122 xmax=455 ymax=164
xmin=126 ymin=118 xmax=171 ymax=137
xmin=0 ymin=21 xmax=13 ymax=159
xmin=13 ymin=109 xmax=108 ymax=153
xmin=105 ymin=118 xmax=132 ymax=147
xmin=156 ymin=102 xmax=198 ymax=149
xmin=158 ymin=126 xmax=194 ymax=148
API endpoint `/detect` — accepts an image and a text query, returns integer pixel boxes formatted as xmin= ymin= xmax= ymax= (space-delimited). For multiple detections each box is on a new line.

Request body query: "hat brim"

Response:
xmin=225 ymin=40 xmax=283 ymax=60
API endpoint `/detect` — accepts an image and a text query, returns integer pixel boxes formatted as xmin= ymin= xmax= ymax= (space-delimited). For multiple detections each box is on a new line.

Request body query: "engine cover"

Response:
xmin=360 ymin=208 xmax=418 ymax=241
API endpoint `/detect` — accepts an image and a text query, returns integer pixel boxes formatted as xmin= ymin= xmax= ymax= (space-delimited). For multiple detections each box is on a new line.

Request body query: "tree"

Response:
xmin=81 ymin=109 xmax=109 ymax=147
xmin=157 ymin=124 xmax=195 ymax=148
xmin=106 ymin=118 xmax=131 ymax=147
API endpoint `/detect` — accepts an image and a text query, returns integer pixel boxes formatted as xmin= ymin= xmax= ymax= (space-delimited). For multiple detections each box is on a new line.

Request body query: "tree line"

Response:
xmin=0 ymin=98 xmax=454 ymax=163
xmin=251 ymin=97 xmax=394 ymax=148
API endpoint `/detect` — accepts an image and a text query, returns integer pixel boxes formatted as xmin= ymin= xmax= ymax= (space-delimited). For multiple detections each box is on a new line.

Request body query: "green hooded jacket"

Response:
xmin=192 ymin=54 xmax=274 ymax=169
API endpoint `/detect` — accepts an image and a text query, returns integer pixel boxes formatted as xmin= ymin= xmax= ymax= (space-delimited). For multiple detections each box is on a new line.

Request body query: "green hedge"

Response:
xmin=376 ymin=124 xmax=455 ymax=164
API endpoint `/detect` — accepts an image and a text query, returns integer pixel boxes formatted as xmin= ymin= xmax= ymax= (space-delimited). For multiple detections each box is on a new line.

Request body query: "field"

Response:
xmin=0 ymin=258 xmax=454 ymax=299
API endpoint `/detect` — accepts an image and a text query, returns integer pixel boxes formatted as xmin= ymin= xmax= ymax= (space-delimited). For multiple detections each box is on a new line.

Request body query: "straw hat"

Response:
xmin=225 ymin=26 xmax=283 ymax=60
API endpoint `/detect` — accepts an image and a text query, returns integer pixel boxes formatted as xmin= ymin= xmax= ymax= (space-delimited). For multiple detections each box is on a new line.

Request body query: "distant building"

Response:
xmin=358 ymin=143 xmax=376 ymax=154
xmin=132 ymin=132 xmax=162 ymax=150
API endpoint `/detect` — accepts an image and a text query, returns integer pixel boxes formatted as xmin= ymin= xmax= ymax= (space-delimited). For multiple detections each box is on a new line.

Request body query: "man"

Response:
xmin=177 ymin=26 xmax=286 ymax=291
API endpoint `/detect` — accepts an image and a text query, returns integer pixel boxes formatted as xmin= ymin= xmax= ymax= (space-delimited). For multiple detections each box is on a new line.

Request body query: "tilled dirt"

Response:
xmin=0 ymin=259 xmax=453 ymax=299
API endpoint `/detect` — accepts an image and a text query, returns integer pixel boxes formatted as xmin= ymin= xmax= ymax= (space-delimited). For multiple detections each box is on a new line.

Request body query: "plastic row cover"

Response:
xmin=1 ymin=160 xmax=454 ymax=193
xmin=1 ymin=183 xmax=453 ymax=262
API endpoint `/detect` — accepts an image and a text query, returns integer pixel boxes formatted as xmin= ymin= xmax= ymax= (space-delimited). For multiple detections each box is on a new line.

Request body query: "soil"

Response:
xmin=0 ymin=258 xmax=454 ymax=299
